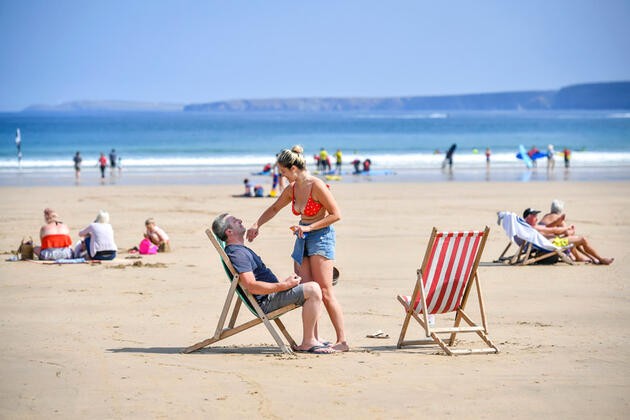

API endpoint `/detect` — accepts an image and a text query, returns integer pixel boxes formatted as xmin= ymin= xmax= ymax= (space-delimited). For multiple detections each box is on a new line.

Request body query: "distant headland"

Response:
xmin=22 ymin=81 xmax=630 ymax=113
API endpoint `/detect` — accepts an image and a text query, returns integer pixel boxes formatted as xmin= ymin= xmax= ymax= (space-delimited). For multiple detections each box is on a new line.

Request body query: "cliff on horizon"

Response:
xmin=23 ymin=100 xmax=183 ymax=113
xmin=21 ymin=81 xmax=630 ymax=113
xmin=185 ymin=81 xmax=630 ymax=112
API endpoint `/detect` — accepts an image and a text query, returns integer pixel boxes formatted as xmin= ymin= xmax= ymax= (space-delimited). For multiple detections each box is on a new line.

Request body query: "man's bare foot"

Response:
xmin=598 ymin=257 xmax=614 ymax=265
xmin=332 ymin=341 xmax=350 ymax=352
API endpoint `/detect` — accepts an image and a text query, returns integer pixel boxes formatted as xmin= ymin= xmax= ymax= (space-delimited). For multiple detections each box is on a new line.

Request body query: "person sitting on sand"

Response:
xmin=523 ymin=207 xmax=614 ymax=265
xmin=539 ymin=199 xmax=567 ymax=228
xmin=33 ymin=208 xmax=74 ymax=260
xmin=212 ymin=213 xmax=336 ymax=354
xmin=144 ymin=217 xmax=171 ymax=252
xmin=75 ymin=210 xmax=118 ymax=260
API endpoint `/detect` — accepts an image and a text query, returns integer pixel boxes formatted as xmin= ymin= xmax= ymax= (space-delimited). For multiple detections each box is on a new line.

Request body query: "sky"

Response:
xmin=1 ymin=0 xmax=629 ymax=111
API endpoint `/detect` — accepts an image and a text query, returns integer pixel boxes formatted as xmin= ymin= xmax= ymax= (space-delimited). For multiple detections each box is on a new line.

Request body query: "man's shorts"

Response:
xmin=260 ymin=284 xmax=305 ymax=314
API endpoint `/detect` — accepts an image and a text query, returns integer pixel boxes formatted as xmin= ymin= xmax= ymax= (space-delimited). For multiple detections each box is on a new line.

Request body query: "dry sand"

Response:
xmin=0 ymin=181 xmax=628 ymax=418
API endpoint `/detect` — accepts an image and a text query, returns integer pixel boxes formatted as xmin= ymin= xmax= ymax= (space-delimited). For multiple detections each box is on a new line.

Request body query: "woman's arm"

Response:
xmin=299 ymin=179 xmax=341 ymax=233
xmin=246 ymin=185 xmax=292 ymax=242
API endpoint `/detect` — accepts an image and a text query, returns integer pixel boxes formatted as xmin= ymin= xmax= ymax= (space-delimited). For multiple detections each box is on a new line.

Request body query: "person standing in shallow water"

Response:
xmin=98 ymin=153 xmax=107 ymax=179
xmin=246 ymin=146 xmax=349 ymax=352
xmin=73 ymin=151 xmax=82 ymax=181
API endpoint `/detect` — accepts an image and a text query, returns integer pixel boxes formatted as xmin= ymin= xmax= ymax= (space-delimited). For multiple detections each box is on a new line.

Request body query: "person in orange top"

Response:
xmin=247 ymin=146 xmax=348 ymax=352
xmin=98 ymin=153 xmax=107 ymax=179
xmin=33 ymin=208 xmax=74 ymax=260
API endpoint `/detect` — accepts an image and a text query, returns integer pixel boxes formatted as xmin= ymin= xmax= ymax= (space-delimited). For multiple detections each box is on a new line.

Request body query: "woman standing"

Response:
xmin=246 ymin=147 xmax=348 ymax=351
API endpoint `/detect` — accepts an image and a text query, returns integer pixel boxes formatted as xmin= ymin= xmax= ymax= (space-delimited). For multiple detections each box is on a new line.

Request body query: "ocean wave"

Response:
xmin=608 ymin=113 xmax=630 ymax=119
xmin=2 ymin=151 xmax=630 ymax=172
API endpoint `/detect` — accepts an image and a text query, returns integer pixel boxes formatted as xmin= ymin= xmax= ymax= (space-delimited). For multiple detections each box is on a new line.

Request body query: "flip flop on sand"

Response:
xmin=366 ymin=330 xmax=390 ymax=339
xmin=293 ymin=345 xmax=337 ymax=354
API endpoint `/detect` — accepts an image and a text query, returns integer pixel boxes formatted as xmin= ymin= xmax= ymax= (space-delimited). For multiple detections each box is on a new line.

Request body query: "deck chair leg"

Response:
xmin=397 ymin=310 xmax=414 ymax=348
xmin=260 ymin=316 xmax=292 ymax=353
xmin=274 ymin=318 xmax=298 ymax=349
xmin=496 ymin=242 xmax=512 ymax=262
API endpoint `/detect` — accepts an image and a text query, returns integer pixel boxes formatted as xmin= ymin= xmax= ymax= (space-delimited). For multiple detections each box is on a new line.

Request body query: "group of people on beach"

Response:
xmin=30 ymin=209 xmax=170 ymax=262
xmin=522 ymin=199 xmax=614 ymax=265
xmin=72 ymin=149 xmax=121 ymax=182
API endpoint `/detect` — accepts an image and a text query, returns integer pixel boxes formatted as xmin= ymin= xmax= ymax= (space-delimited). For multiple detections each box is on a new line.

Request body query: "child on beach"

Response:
xmin=144 ymin=218 xmax=171 ymax=252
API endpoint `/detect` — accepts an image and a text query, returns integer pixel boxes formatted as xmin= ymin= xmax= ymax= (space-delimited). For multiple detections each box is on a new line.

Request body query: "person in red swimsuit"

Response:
xmin=33 ymin=208 xmax=74 ymax=260
xmin=246 ymin=146 xmax=349 ymax=352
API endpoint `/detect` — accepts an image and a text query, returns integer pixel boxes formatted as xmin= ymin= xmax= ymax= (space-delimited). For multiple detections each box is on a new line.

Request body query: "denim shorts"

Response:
xmin=291 ymin=224 xmax=336 ymax=265
xmin=259 ymin=284 xmax=305 ymax=313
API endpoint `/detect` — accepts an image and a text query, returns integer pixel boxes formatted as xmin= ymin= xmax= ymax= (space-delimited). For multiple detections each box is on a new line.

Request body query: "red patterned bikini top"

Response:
xmin=292 ymin=183 xmax=326 ymax=217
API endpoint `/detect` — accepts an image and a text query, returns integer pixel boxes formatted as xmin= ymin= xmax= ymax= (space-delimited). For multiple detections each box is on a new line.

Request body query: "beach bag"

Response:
xmin=139 ymin=238 xmax=158 ymax=255
xmin=18 ymin=237 xmax=34 ymax=260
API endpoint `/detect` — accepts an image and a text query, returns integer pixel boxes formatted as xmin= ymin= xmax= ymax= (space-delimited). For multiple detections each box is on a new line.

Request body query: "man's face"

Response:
xmin=525 ymin=214 xmax=538 ymax=226
xmin=226 ymin=215 xmax=245 ymax=236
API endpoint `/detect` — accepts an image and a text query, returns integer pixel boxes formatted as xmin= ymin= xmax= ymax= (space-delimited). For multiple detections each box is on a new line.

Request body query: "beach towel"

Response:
xmin=497 ymin=211 xmax=557 ymax=251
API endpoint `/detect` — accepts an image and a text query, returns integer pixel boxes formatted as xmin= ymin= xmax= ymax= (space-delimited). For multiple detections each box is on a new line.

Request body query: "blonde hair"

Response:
xmin=291 ymin=144 xmax=304 ymax=155
xmin=95 ymin=210 xmax=110 ymax=224
xmin=43 ymin=208 xmax=59 ymax=223
xmin=277 ymin=148 xmax=306 ymax=170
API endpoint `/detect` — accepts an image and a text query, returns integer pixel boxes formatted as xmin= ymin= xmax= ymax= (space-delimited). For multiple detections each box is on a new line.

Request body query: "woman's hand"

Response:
xmin=246 ymin=226 xmax=259 ymax=242
xmin=290 ymin=225 xmax=311 ymax=239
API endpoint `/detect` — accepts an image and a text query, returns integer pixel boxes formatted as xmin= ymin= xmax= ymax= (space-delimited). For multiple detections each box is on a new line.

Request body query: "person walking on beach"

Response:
xmin=246 ymin=146 xmax=349 ymax=352
xmin=213 ymin=213 xmax=336 ymax=354
xmin=109 ymin=149 xmax=117 ymax=173
xmin=73 ymin=151 xmax=82 ymax=180
xmin=98 ymin=153 xmax=107 ymax=179
xmin=442 ymin=143 xmax=457 ymax=172
xmin=485 ymin=147 xmax=491 ymax=167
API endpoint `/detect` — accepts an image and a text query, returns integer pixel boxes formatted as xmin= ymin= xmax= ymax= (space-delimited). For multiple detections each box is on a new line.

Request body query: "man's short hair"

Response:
xmin=212 ymin=213 xmax=230 ymax=241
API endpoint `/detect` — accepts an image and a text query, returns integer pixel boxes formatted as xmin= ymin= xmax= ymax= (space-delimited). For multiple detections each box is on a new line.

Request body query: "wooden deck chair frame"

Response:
xmin=496 ymin=239 xmax=574 ymax=266
xmin=184 ymin=229 xmax=301 ymax=354
xmin=397 ymin=227 xmax=499 ymax=356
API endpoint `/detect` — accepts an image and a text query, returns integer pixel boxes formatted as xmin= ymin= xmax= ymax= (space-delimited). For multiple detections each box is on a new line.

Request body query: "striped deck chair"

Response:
xmin=397 ymin=227 xmax=499 ymax=355
xmin=183 ymin=229 xmax=301 ymax=354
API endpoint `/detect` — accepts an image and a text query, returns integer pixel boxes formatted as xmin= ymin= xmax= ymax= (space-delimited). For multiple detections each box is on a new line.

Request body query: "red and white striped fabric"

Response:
xmin=407 ymin=230 xmax=484 ymax=314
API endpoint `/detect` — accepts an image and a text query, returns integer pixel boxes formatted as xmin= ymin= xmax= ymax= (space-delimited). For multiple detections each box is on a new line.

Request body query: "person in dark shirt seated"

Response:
xmin=212 ymin=213 xmax=336 ymax=354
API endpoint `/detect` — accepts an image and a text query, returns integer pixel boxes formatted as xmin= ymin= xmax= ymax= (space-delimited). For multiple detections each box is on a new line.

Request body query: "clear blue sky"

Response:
xmin=1 ymin=0 xmax=629 ymax=111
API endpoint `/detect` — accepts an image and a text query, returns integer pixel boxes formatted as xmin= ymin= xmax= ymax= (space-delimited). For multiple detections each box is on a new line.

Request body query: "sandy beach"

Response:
xmin=0 ymin=181 xmax=628 ymax=418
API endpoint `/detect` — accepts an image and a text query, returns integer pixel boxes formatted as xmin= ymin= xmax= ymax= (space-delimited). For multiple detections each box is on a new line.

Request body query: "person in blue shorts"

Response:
xmin=212 ymin=213 xmax=336 ymax=354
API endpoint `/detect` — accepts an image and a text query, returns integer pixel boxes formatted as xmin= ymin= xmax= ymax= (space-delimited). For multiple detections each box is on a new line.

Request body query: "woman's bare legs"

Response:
xmin=296 ymin=255 xmax=349 ymax=351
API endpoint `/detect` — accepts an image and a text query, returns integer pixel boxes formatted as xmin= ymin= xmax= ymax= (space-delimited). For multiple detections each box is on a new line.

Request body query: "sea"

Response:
xmin=1 ymin=110 xmax=629 ymax=186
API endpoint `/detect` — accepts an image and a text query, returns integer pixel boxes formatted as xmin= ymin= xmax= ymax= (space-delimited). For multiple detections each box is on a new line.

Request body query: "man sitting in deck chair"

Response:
xmin=523 ymin=207 xmax=614 ymax=265
xmin=212 ymin=213 xmax=336 ymax=354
